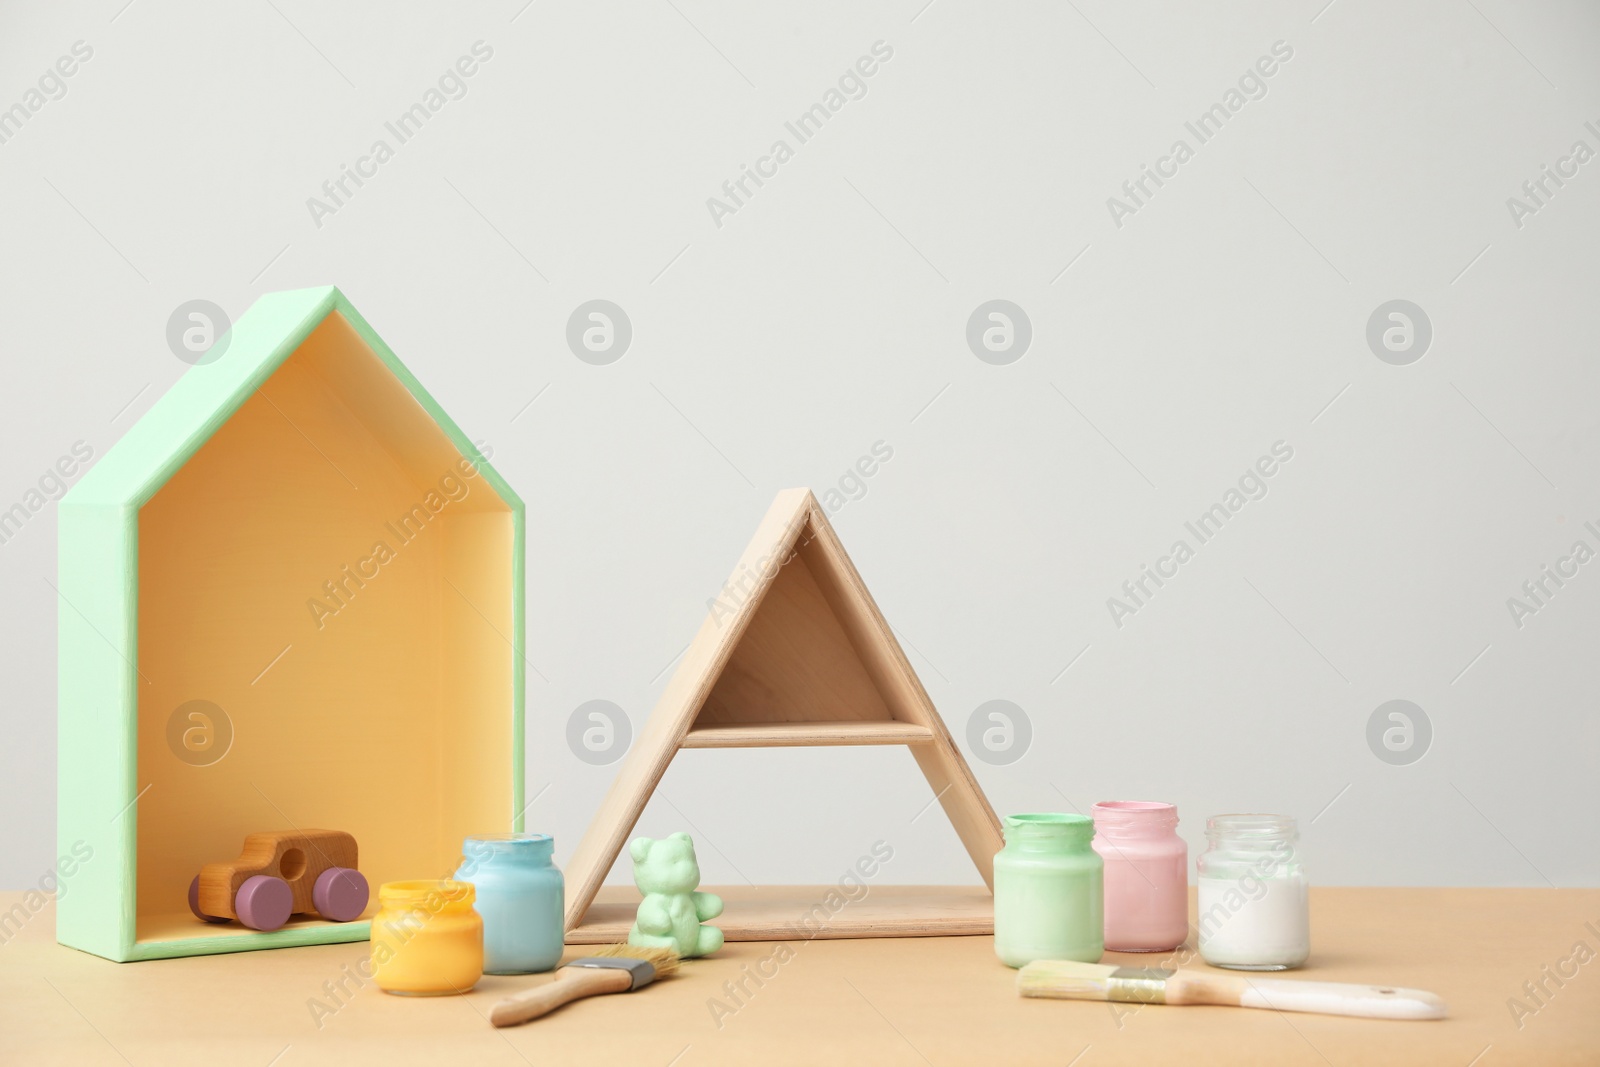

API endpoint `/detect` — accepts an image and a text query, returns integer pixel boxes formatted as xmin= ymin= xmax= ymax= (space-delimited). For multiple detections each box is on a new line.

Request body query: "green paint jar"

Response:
xmin=993 ymin=813 xmax=1103 ymax=968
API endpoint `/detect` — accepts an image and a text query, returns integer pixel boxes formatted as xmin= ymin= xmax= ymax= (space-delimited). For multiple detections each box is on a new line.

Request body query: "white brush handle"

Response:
xmin=1239 ymin=978 xmax=1446 ymax=1020
xmin=1018 ymin=962 xmax=1448 ymax=1021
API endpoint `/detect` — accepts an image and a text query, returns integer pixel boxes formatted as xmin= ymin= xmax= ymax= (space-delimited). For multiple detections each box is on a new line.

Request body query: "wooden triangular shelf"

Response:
xmin=563 ymin=488 xmax=1003 ymax=942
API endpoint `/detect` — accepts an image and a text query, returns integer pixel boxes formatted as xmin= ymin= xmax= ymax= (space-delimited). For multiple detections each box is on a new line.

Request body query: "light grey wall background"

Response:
xmin=3 ymin=0 xmax=1597 ymax=894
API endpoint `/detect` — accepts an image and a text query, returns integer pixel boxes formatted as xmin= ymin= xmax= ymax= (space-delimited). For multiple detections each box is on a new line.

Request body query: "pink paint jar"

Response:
xmin=1091 ymin=801 xmax=1188 ymax=953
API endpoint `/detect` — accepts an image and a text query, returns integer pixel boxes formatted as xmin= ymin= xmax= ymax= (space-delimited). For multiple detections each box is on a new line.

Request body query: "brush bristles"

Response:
xmin=1018 ymin=959 xmax=1120 ymax=1000
xmin=584 ymin=942 xmax=682 ymax=978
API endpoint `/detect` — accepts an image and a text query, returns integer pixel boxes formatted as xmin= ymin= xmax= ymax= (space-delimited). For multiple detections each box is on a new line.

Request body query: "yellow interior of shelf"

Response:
xmin=133 ymin=312 xmax=514 ymax=944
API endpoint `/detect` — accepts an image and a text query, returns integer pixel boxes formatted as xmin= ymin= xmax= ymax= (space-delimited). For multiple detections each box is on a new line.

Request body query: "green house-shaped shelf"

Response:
xmin=57 ymin=286 xmax=525 ymax=961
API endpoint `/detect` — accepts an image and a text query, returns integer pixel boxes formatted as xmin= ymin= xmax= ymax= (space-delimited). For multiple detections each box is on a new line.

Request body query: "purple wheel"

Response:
xmin=187 ymin=875 xmax=231 ymax=924
xmin=313 ymin=867 xmax=369 ymax=922
xmin=234 ymin=874 xmax=293 ymax=931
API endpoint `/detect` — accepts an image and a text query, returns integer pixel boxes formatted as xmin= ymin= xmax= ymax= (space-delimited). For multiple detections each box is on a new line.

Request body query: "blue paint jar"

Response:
xmin=454 ymin=833 xmax=564 ymax=975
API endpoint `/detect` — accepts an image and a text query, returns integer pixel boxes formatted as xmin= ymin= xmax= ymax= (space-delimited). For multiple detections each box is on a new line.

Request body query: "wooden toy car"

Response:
xmin=188 ymin=830 xmax=369 ymax=932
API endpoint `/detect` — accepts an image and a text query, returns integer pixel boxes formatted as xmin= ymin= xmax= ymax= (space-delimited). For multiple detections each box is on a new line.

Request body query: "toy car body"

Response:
xmin=188 ymin=829 xmax=368 ymax=932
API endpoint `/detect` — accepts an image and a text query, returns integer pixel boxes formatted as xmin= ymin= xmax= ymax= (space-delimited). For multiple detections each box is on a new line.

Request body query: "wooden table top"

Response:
xmin=3 ymin=886 xmax=1596 ymax=1066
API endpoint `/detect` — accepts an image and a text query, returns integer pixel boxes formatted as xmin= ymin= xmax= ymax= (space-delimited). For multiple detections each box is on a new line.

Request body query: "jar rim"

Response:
xmin=1004 ymin=812 xmax=1094 ymax=835
xmin=379 ymin=879 xmax=476 ymax=908
xmin=1205 ymin=813 xmax=1297 ymax=839
xmin=1092 ymin=800 xmax=1178 ymax=832
xmin=1093 ymin=800 xmax=1176 ymax=815
xmin=465 ymin=832 xmax=553 ymax=846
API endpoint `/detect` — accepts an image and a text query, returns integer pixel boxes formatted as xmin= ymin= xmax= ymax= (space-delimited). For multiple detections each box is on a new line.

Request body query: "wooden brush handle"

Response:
xmin=1167 ymin=972 xmax=1446 ymax=1020
xmin=490 ymin=966 xmax=635 ymax=1027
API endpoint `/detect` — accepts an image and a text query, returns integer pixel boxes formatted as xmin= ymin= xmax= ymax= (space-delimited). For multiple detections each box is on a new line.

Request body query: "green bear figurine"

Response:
xmin=627 ymin=832 xmax=724 ymax=958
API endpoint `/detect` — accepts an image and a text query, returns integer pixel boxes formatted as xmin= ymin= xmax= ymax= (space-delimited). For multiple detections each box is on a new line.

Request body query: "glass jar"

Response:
xmin=1196 ymin=814 xmax=1309 ymax=971
xmin=370 ymin=880 xmax=483 ymax=995
xmin=993 ymin=813 xmax=1103 ymax=968
xmin=1091 ymin=801 xmax=1188 ymax=952
xmin=455 ymin=833 xmax=564 ymax=975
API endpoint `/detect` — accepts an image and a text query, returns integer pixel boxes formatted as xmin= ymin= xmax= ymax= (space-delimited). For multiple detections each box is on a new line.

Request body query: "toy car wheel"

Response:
xmin=313 ymin=867 xmax=369 ymax=922
xmin=234 ymin=874 xmax=294 ymax=931
xmin=187 ymin=875 xmax=231 ymax=924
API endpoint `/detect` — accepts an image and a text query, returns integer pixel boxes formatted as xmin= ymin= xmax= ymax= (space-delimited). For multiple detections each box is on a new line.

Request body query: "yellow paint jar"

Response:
xmin=371 ymin=880 xmax=483 ymax=995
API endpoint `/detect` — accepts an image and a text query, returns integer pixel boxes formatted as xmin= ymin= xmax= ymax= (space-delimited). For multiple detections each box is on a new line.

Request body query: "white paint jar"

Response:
xmin=1196 ymin=814 xmax=1309 ymax=970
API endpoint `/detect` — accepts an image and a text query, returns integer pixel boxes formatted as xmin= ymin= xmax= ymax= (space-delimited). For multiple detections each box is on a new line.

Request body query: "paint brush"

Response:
xmin=1019 ymin=960 xmax=1447 ymax=1020
xmin=489 ymin=944 xmax=681 ymax=1027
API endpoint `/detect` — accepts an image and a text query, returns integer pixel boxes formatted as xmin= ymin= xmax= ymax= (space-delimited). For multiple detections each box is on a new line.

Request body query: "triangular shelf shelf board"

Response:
xmin=563 ymin=488 xmax=1004 ymax=943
